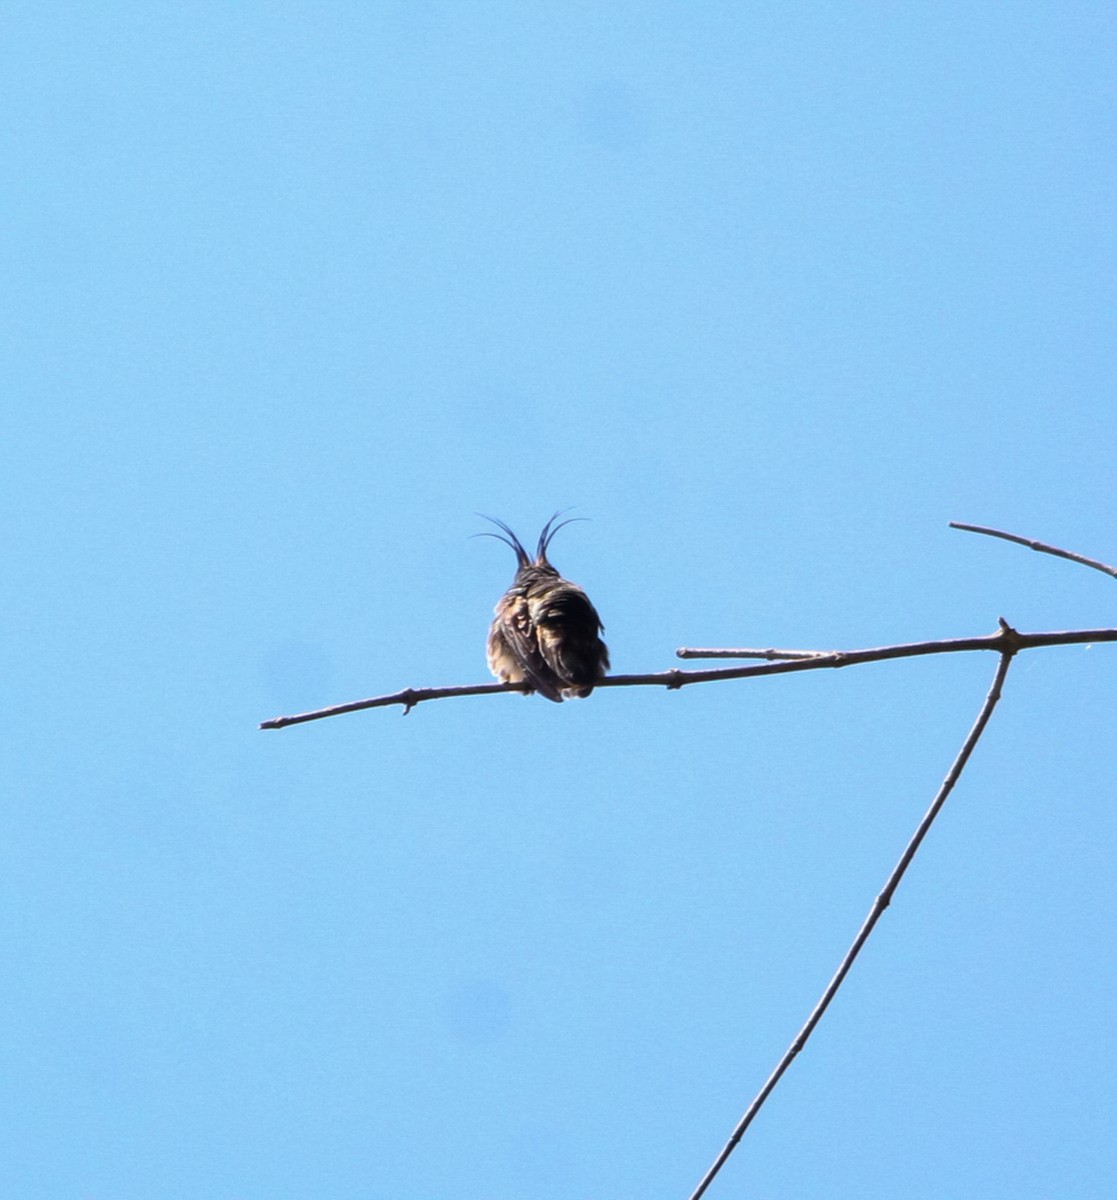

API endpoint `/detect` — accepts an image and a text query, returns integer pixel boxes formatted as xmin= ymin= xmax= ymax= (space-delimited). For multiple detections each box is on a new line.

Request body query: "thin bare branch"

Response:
xmin=688 ymin=644 xmax=1016 ymax=1200
xmin=677 ymin=647 xmax=831 ymax=661
xmin=675 ymin=626 xmax=1117 ymax=666
xmin=260 ymin=626 xmax=1117 ymax=728
xmin=950 ymin=522 xmax=1117 ymax=580
xmin=259 ymin=681 xmax=526 ymax=728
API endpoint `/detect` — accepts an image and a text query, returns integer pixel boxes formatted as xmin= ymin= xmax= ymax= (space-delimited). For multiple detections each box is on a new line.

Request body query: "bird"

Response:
xmin=478 ymin=512 xmax=610 ymax=703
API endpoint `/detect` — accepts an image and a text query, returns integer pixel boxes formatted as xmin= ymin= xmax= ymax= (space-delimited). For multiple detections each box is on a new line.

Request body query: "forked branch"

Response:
xmin=684 ymin=525 xmax=1115 ymax=1195
xmin=687 ymin=646 xmax=1015 ymax=1200
xmin=260 ymin=626 xmax=1117 ymax=728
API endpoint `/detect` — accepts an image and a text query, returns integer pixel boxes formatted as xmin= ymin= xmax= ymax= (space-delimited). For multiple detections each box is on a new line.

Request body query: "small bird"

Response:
xmin=479 ymin=513 xmax=610 ymax=703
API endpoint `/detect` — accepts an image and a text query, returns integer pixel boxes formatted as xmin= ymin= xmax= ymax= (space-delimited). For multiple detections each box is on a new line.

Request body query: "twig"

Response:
xmin=260 ymin=626 xmax=1117 ymax=728
xmin=950 ymin=522 xmax=1117 ymax=580
xmin=673 ymin=626 xmax=1116 ymax=666
xmin=687 ymin=641 xmax=1017 ymax=1200
xmin=676 ymin=647 xmax=831 ymax=661
xmin=259 ymin=681 xmax=525 ymax=728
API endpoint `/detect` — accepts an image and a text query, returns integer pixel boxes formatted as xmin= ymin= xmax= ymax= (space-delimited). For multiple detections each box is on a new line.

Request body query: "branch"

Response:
xmin=676 ymin=647 xmax=831 ymax=661
xmin=676 ymin=626 xmax=1116 ymax=663
xmin=259 ymin=681 xmax=525 ymax=728
xmin=260 ymin=626 xmax=1117 ymax=728
xmin=950 ymin=522 xmax=1117 ymax=580
xmin=687 ymin=644 xmax=1016 ymax=1200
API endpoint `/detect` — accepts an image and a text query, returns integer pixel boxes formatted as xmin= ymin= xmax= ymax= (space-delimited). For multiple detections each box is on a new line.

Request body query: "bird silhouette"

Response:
xmin=479 ymin=513 xmax=610 ymax=703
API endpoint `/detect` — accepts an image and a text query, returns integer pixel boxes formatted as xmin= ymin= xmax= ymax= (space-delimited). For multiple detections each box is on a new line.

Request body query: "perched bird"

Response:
xmin=479 ymin=513 xmax=610 ymax=703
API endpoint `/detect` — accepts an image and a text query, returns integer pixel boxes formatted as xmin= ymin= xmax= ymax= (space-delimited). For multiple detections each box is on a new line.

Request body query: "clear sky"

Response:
xmin=4 ymin=2 xmax=1115 ymax=1197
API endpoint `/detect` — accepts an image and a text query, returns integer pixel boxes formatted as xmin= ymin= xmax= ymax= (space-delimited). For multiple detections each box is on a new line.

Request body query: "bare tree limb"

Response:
xmin=260 ymin=625 xmax=1117 ymax=728
xmin=950 ymin=522 xmax=1117 ymax=580
xmin=687 ymin=642 xmax=1016 ymax=1200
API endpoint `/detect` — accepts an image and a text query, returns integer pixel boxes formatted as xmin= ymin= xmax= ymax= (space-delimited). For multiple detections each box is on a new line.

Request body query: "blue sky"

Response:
xmin=4 ymin=2 xmax=1115 ymax=1196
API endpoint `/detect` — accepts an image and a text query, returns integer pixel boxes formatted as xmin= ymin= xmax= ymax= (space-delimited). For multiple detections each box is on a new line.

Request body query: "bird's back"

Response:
xmin=489 ymin=563 xmax=609 ymax=701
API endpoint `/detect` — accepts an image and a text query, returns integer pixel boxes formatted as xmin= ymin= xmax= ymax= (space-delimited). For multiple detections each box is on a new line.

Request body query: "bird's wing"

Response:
xmin=531 ymin=584 xmax=609 ymax=686
xmin=491 ymin=592 xmax=564 ymax=703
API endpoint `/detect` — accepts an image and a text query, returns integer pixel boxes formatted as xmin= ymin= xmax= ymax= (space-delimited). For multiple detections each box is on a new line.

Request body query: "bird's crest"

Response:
xmin=475 ymin=510 xmax=588 ymax=569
